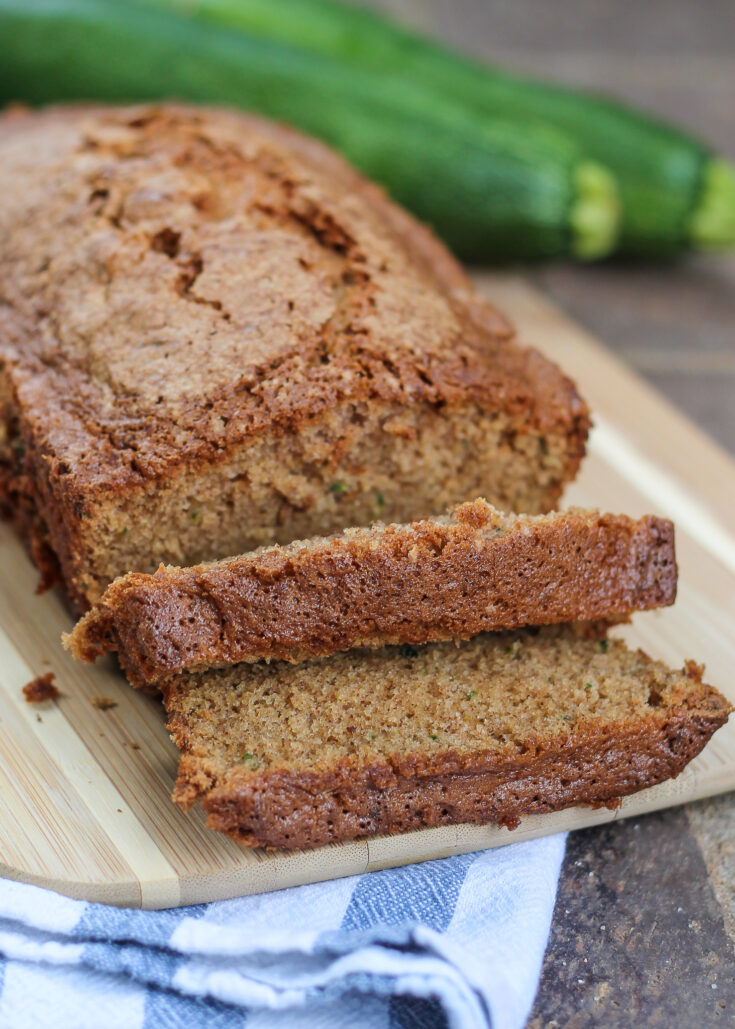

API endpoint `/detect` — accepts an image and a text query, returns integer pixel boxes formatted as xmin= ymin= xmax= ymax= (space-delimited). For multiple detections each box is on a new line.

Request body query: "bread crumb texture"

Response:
xmin=67 ymin=499 xmax=677 ymax=686
xmin=163 ymin=627 xmax=730 ymax=848
xmin=0 ymin=104 xmax=588 ymax=608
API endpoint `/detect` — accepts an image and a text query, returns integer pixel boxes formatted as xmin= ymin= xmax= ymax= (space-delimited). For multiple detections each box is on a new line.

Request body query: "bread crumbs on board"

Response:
xmin=22 ymin=673 xmax=60 ymax=704
xmin=90 ymin=696 xmax=118 ymax=711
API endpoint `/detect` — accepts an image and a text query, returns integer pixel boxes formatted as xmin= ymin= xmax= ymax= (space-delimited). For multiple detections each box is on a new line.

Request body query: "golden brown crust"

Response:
xmin=67 ymin=499 xmax=677 ymax=686
xmin=195 ymin=706 xmax=727 ymax=849
xmin=0 ymin=103 xmax=588 ymax=606
xmin=162 ymin=630 xmax=730 ymax=850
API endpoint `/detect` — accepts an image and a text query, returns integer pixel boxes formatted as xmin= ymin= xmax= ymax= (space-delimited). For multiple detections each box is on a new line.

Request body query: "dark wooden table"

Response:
xmin=363 ymin=2 xmax=735 ymax=1023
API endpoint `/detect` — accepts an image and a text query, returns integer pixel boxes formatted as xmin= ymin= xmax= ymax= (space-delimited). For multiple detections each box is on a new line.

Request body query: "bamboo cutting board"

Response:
xmin=1 ymin=275 xmax=733 ymax=909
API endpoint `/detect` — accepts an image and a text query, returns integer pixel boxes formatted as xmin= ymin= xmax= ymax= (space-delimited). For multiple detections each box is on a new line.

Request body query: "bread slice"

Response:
xmin=66 ymin=499 xmax=677 ymax=687
xmin=0 ymin=104 xmax=588 ymax=611
xmin=163 ymin=627 xmax=730 ymax=849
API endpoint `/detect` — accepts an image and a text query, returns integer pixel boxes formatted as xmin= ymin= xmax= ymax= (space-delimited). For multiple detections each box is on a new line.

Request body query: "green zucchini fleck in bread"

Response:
xmin=162 ymin=627 xmax=730 ymax=850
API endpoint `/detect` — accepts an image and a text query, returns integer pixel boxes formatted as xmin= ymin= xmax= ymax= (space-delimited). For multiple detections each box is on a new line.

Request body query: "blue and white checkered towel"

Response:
xmin=0 ymin=834 xmax=565 ymax=1029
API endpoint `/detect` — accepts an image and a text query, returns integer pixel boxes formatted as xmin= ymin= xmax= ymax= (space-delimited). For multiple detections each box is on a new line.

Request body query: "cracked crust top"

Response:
xmin=0 ymin=103 xmax=587 ymax=506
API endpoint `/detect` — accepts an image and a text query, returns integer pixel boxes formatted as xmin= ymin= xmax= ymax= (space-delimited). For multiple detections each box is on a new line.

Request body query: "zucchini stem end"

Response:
xmin=689 ymin=158 xmax=735 ymax=251
xmin=569 ymin=161 xmax=621 ymax=261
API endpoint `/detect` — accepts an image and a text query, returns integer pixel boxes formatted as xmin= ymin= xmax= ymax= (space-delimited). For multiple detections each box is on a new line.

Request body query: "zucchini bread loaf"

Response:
xmin=66 ymin=498 xmax=677 ymax=687
xmin=0 ymin=103 xmax=588 ymax=610
xmin=163 ymin=626 xmax=730 ymax=849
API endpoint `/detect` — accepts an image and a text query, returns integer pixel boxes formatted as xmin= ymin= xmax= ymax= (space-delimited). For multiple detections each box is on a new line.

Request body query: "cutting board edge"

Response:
xmin=5 ymin=762 xmax=730 ymax=909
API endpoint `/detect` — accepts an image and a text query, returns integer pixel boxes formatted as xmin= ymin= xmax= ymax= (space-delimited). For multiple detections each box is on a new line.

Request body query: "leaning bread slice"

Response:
xmin=163 ymin=627 xmax=729 ymax=850
xmin=66 ymin=499 xmax=676 ymax=687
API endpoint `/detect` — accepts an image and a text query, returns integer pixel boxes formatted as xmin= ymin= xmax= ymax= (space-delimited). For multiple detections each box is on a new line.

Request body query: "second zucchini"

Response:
xmin=0 ymin=0 xmax=620 ymax=262
xmin=151 ymin=0 xmax=735 ymax=257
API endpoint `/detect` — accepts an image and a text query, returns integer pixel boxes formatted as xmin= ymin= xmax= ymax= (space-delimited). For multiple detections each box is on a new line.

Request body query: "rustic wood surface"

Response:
xmin=362 ymin=1 xmax=735 ymax=1023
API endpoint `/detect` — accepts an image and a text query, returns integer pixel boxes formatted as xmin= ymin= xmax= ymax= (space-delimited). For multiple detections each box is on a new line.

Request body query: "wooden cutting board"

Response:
xmin=1 ymin=275 xmax=733 ymax=909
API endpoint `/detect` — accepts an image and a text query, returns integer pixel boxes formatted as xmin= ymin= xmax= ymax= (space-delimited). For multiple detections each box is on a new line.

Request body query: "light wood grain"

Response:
xmin=0 ymin=276 xmax=733 ymax=908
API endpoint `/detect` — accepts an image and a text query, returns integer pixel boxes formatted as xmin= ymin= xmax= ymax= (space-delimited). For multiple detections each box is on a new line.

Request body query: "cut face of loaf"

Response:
xmin=0 ymin=104 xmax=588 ymax=611
xmin=163 ymin=627 xmax=730 ymax=850
xmin=66 ymin=499 xmax=677 ymax=687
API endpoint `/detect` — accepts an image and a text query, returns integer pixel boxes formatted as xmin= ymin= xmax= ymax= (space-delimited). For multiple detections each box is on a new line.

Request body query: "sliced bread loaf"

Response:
xmin=0 ymin=104 xmax=588 ymax=611
xmin=163 ymin=627 xmax=730 ymax=849
xmin=66 ymin=499 xmax=676 ymax=687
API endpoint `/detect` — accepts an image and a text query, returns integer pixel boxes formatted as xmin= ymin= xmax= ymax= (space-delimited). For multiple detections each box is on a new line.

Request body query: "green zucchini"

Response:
xmin=0 ymin=0 xmax=620 ymax=262
xmin=149 ymin=0 xmax=735 ymax=256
